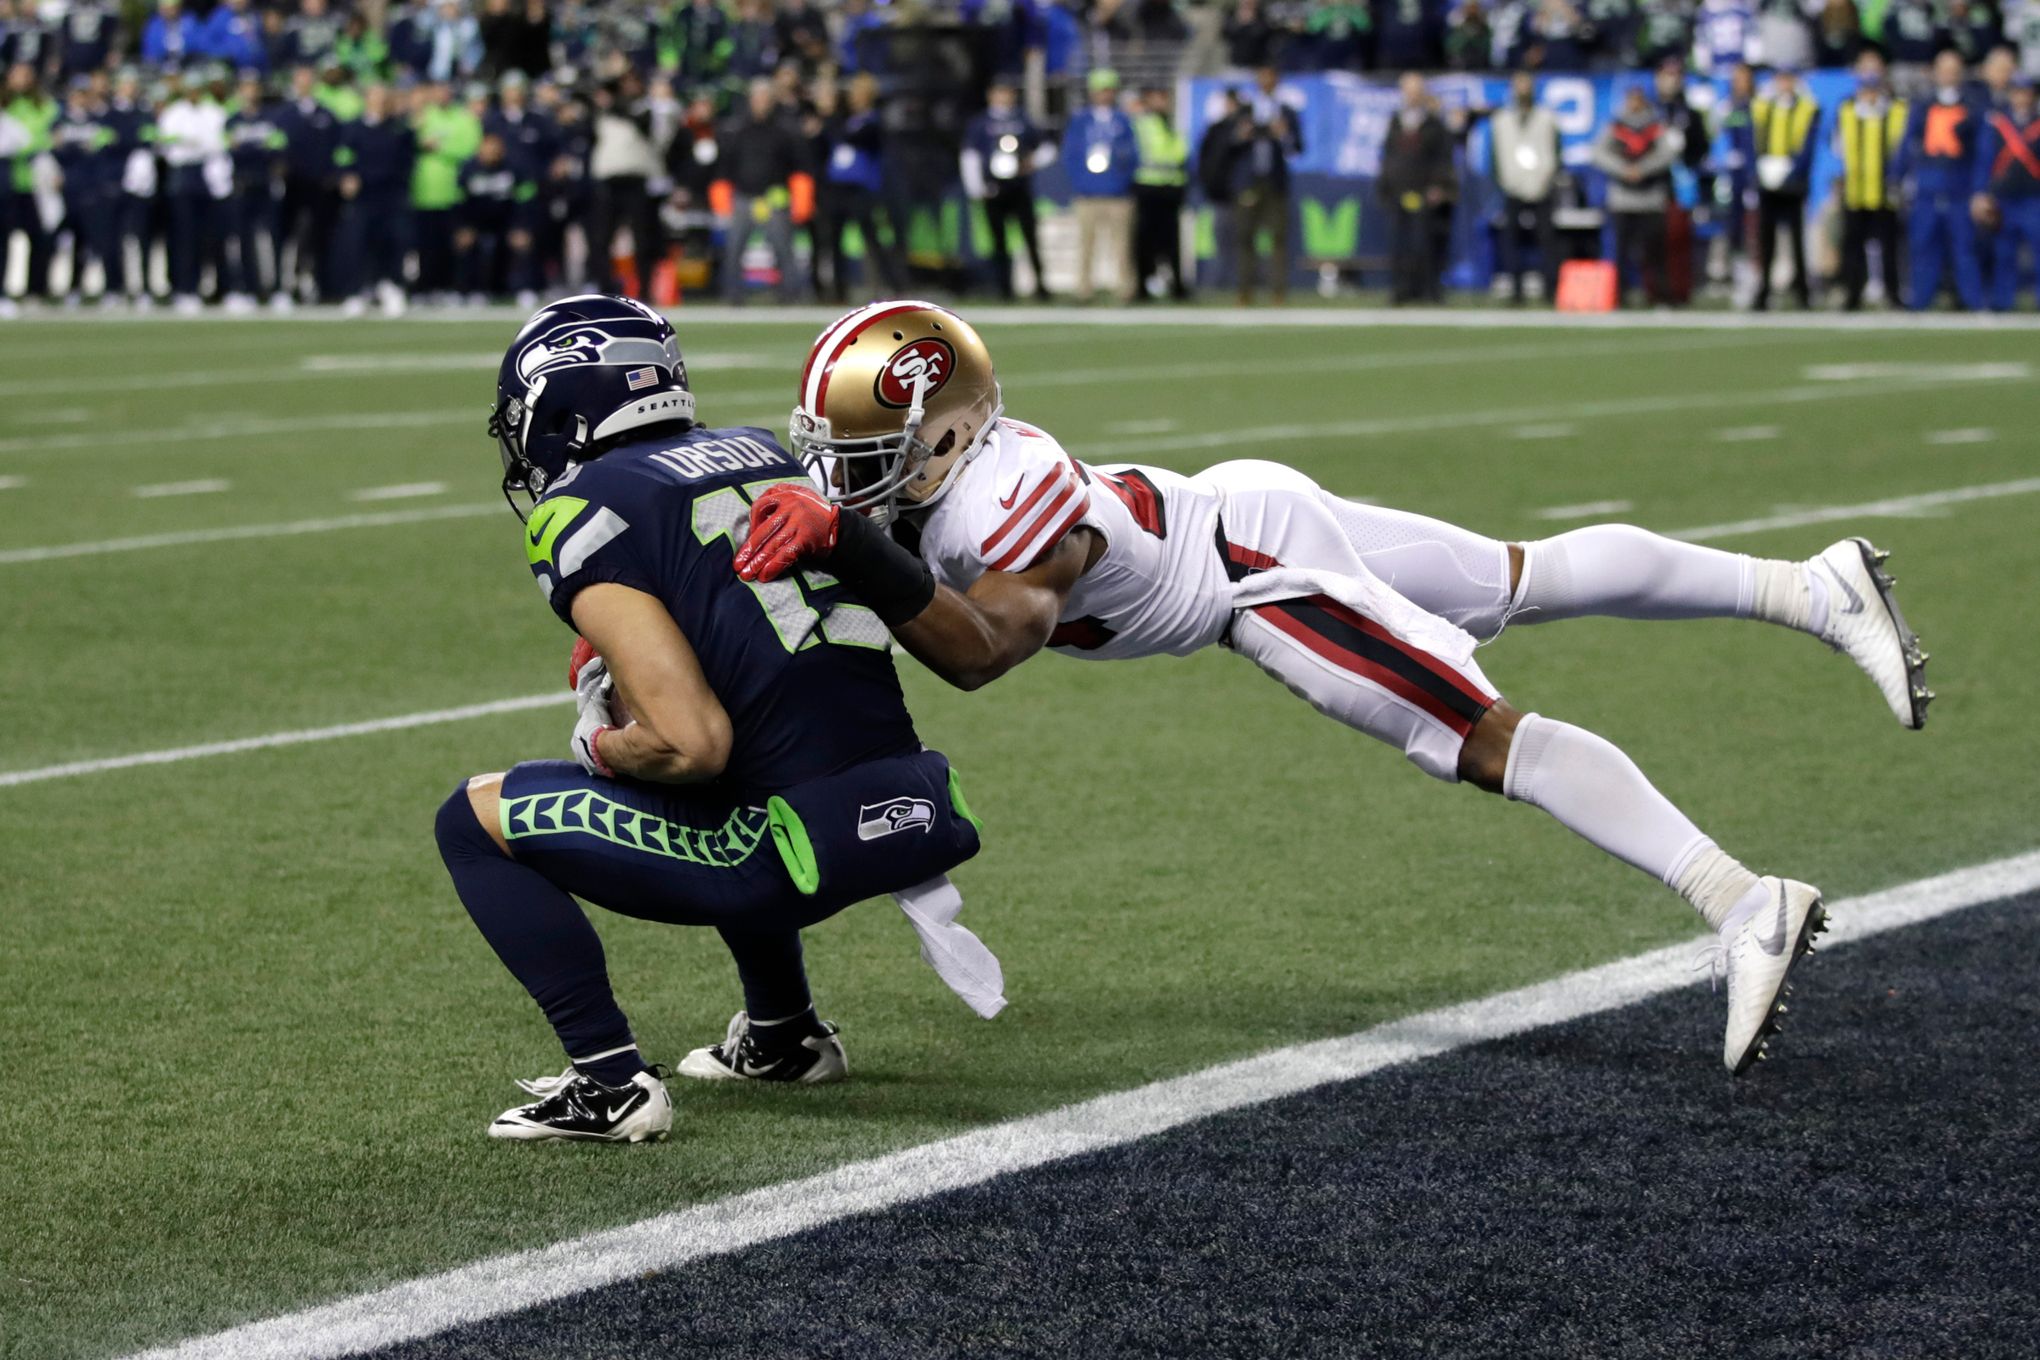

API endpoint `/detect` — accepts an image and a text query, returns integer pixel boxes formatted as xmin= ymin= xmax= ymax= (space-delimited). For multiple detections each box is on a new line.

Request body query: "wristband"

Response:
xmin=587 ymin=724 xmax=618 ymax=778
xmin=828 ymin=509 xmax=938 ymax=626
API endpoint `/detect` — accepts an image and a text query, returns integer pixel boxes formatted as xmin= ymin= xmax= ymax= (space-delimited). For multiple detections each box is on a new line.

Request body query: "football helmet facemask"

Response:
xmin=790 ymin=300 xmax=1002 ymax=523
xmin=489 ymin=294 xmax=696 ymax=519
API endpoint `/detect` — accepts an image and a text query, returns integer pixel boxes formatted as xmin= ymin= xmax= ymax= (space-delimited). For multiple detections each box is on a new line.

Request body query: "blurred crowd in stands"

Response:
xmin=0 ymin=0 xmax=2036 ymax=313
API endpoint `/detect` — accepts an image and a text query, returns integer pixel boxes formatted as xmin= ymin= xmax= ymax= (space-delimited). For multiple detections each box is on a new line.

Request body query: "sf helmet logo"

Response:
xmin=874 ymin=339 xmax=956 ymax=409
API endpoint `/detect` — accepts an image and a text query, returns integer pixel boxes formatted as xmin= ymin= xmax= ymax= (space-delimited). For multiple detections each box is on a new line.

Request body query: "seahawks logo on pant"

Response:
xmin=857 ymin=797 xmax=937 ymax=841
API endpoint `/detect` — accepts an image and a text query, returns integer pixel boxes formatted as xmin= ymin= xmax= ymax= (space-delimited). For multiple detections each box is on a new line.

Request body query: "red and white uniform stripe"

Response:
xmin=911 ymin=419 xmax=1236 ymax=662
xmin=798 ymin=299 xmax=943 ymax=416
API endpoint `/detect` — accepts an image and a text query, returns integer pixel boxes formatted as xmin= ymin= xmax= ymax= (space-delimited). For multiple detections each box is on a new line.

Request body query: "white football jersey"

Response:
xmin=909 ymin=418 xmax=1234 ymax=661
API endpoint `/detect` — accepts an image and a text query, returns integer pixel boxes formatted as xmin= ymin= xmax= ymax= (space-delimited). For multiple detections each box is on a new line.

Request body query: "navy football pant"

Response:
xmin=438 ymin=750 xmax=980 ymax=1068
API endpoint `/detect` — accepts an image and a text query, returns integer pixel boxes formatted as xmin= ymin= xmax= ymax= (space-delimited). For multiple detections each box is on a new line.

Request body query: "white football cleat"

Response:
xmin=678 ymin=1011 xmax=848 ymax=1084
xmin=1720 ymin=877 xmax=1827 ymax=1076
xmin=487 ymin=1066 xmax=672 ymax=1143
xmin=1810 ymin=538 xmax=1931 ymax=728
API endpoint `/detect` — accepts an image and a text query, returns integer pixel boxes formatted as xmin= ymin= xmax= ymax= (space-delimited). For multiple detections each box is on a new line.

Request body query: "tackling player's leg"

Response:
xmin=1221 ymin=478 xmax=1824 ymax=1074
xmin=1308 ymin=488 xmax=1931 ymax=729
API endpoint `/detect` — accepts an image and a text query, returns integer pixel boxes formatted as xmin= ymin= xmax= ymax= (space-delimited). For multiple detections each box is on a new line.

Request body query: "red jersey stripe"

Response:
xmin=979 ymin=464 xmax=1068 ymax=556
xmin=988 ymin=483 xmax=1088 ymax=571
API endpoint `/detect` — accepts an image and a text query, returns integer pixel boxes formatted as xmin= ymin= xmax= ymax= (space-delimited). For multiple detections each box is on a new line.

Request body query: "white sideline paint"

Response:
xmin=0 ymin=501 xmax=500 ymax=565
xmin=1510 ymin=424 xmax=1577 ymax=440
xmin=1667 ymin=476 xmax=2040 ymax=542
xmin=132 ymin=478 xmax=231 ymax=498
xmin=299 ymin=351 xmax=775 ymax=374
xmin=1925 ymin=428 xmax=1996 ymax=445
xmin=0 ymin=693 xmax=567 ymax=789
xmin=0 ymin=475 xmax=23 ymax=490
xmin=124 ymin=848 xmax=2040 ymax=1360
xmin=1805 ymin=361 xmax=2029 ymax=382
xmin=350 ymin=481 xmax=448 ymax=501
xmin=1713 ymin=425 xmax=1781 ymax=442
xmin=1534 ymin=499 xmax=1633 ymax=520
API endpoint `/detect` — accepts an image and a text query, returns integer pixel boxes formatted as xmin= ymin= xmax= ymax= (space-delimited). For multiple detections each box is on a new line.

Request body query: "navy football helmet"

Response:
xmin=489 ymin=294 xmax=697 ymax=518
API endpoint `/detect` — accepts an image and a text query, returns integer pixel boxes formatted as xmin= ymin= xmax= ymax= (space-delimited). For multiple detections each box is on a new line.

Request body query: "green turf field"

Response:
xmin=3 ymin=312 xmax=2037 ymax=1359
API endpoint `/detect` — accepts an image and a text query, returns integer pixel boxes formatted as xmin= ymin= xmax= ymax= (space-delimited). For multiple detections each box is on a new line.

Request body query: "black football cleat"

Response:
xmin=676 ymin=1011 xmax=848 ymax=1084
xmin=487 ymin=1066 xmax=673 ymax=1143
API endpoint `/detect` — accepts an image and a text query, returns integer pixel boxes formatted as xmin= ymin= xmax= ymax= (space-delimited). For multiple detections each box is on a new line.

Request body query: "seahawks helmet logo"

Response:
xmin=514 ymin=322 xmax=681 ymax=389
xmin=857 ymin=797 xmax=937 ymax=840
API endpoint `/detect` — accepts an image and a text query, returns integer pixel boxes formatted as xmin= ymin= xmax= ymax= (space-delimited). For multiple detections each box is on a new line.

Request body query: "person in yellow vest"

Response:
xmin=1750 ymin=63 xmax=1821 ymax=310
xmin=1132 ymin=84 xmax=1191 ymax=300
xmin=1835 ymin=50 xmax=1909 ymax=310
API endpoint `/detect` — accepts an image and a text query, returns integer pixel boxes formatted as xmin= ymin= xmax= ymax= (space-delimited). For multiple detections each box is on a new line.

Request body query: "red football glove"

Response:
xmin=568 ymin=635 xmax=600 ymax=690
xmin=733 ymin=482 xmax=839 ymax=583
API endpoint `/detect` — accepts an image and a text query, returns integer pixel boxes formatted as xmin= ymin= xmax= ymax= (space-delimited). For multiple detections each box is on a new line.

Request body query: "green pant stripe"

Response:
xmin=501 ymin=791 xmax=770 ymax=869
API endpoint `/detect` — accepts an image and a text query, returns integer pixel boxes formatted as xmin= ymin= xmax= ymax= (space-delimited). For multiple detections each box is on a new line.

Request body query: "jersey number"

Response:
xmin=1097 ymin=469 xmax=1167 ymax=538
xmin=692 ymin=480 xmax=890 ymax=653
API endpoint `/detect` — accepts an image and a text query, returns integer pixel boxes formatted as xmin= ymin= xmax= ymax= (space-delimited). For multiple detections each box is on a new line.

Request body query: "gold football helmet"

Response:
xmin=790 ymin=300 xmax=1003 ymax=520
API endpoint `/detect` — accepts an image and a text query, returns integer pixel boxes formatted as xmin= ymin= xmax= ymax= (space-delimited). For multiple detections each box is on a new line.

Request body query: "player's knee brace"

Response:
xmin=434 ymin=783 xmax=502 ymax=866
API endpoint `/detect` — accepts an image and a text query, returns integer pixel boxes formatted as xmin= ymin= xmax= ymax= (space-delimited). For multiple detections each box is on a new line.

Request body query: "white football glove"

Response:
xmin=571 ymin=655 xmax=619 ymax=778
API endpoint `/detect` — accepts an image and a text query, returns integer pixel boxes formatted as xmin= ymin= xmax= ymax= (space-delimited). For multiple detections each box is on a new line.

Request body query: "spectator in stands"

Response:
xmin=773 ymin=0 xmax=831 ymax=75
xmin=105 ymin=65 xmax=153 ymax=306
xmin=836 ymin=0 xmax=886 ymax=72
xmin=1378 ymin=70 xmax=1451 ymax=303
xmin=222 ymin=68 xmax=285 ymax=311
xmin=1230 ymin=64 xmax=1301 ymax=304
xmin=1489 ymin=69 xmax=1562 ymax=302
xmin=1380 ymin=0 xmax=1448 ymax=69
xmin=1752 ymin=0 xmax=1813 ymax=74
xmin=1977 ymin=71 xmax=2040 ymax=306
xmin=278 ymin=0 xmax=345 ymax=75
xmin=587 ymin=68 xmax=662 ymax=297
xmin=813 ymin=72 xmax=903 ymax=301
xmin=1811 ymin=0 xmax=1862 ymax=69
xmin=201 ymin=0 xmax=265 ymax=72
xmin=1981 ymin=43 xmax=2019 ymax=107
xmin=1593 ymin=83 xmax=1678 ymax=305
xmin=716 ymin=75 xmax=802 ymax=302
xmin=1905 ymin=48 xmax=1986 ymax=307
xmin=418 ymin=0 xmax=481 ymax=83
xmin=480 ymin=0 xmax=551 ymax=81
xmin=1633 ymin=0 xmax=1698 ymax=67
xmin=1712 ymin=60 xmax=1758 ymax=279
xmin=1751 ymin=63 xmax=1819 ymax=308
xmin=56 ymin=2 xmax=118 ymax=81
xmin=1882 ymin=0 xmax=1941 ymax=92
xmin=1835 ymin=48 xmax=1907 ymax=309
xmin=0 ymin=95 xmax=21 ymax=315
xmin=142 ymin=0 xmax=201 ymax=69
xmin=1223 ymin=0 xmax=1281 ymax=67
xmin=1522 ymin=0 xmax=1592 ymax=70
xmin=275 ymin=62 xmax=337 ymax=303
xmin=1309 ymin=2 xmax=1376 ymax=70
xmin=962 ymin=79 xmax=1052 ymax=299
xmin=487 ymin=70 xmax=554 ymax=181
xmin=332 ymin=80 xmax=417 ymax=315
xmin=51 ymin=76 xmax=118 ymax=307
xmin=1063 ymin=66 xmax=1137 ymax=302
xmin=1196 ymin=86 xmax=1244 ymax=291
xmin=1942 ymin=0 xmax=2002 ymax=66
xmin=455 ymin=128 xmax=536 ymax=302
xmin=1444 ymin=1 xmax=1492 ymax=71
xmin=410 ymin=78 xmax=480 ymax=301
xmin=1132 ymin=84 xmax=1190 ymax=300
xmin=157 ymin=66 xmax=228 ymax=313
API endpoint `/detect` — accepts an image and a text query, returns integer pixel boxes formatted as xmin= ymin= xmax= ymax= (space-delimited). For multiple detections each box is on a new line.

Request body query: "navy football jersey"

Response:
xmin=525 ymin=425 xmax=919 ymax=796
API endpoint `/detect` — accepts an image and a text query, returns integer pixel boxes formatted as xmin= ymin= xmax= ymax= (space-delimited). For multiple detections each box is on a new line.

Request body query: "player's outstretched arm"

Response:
xmin=735 ymin=482 xmax=1088 ymax=692
xmin=569 ymin=583 xmax=733 ymax=782
xmin=892 ymin=535 xmax=1089 ymax=691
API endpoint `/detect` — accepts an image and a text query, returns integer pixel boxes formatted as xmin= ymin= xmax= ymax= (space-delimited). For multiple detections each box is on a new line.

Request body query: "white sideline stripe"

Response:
xmin=1534 ymin=498 xmax=1633 ymax=520
xmin=1925 ymin=427 xmax=1996 ymax=445
xmin=350 ymin=481 xmax=448 ymax=501
xmin=132 ymin=478 xmax=231 ymax=498
xmin=126 ymin=849 xmax=2040 ymax=1360
xmin=1666 ymin=476 xmax=2040 ymax=541
xmin=0 ymin=501 xmax=500 ymax=564
xmin=0 ymin=474 xmax=23 ymax=490
xmin=0 ymin=693 xmax=567 ymax=789
xmin=1805 ymin=361 xmax=2029 ymax=382
xmin=1713 ymin=425 xmax=1781 ymax=442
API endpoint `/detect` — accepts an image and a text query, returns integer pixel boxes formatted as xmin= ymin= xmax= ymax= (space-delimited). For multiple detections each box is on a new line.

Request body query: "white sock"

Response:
xmin=1516 ymin=525 xmax=1826 ymax=634
xmin=1503 ymin=713 xmax=1758 ymax=928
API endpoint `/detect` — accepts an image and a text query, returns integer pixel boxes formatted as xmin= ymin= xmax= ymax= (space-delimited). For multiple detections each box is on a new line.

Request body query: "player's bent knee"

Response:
xmin=436 ymin=774 xmax=511 ymax=862
xmin=1457 ymin=702 xmax=1522 ymax=794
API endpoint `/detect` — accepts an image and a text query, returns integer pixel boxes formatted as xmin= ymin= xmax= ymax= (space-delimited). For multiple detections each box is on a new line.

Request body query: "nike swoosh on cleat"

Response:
xmin=1757 ymin=882 xmax=1792 ymax=956
xmin=604 ymin=1101 xmax=637 ymax=1122
xmin=1831 ymin=562 xmax=1865 ymax=615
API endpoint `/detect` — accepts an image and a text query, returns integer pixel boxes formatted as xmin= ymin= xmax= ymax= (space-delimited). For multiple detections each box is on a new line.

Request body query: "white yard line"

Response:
xmin=0 ymin=410 xmax=474 ymax=456
xmin=133 ymin=478 xmax=231 ymax=498
xmin=1925 ymin=427 xmax=1996 ymax=445
xmin=1667 ymin=476 xmax=2040 ymax=541
xmin=1534 ymin=499 xmax=1634 ymax=520
xmin=123 ymin=848 xmax=2040 ymax=1360
xmin=350 ymin=481 xmax=448 ymax=501
xmin=0 ymin=693 xmax=567 ymax=789
xmin=1712 ymin=425 xmax=1781 ymax=442
xmin=1510 ymin=424 xmax=1577 ymax=440
xmin=0 ymin=475 xmax=23 ymax=490
xmin=1805 ymin=361 xmax=2029 ymax=382
xmin=0 ymin=501 xmax=500 ymax=565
